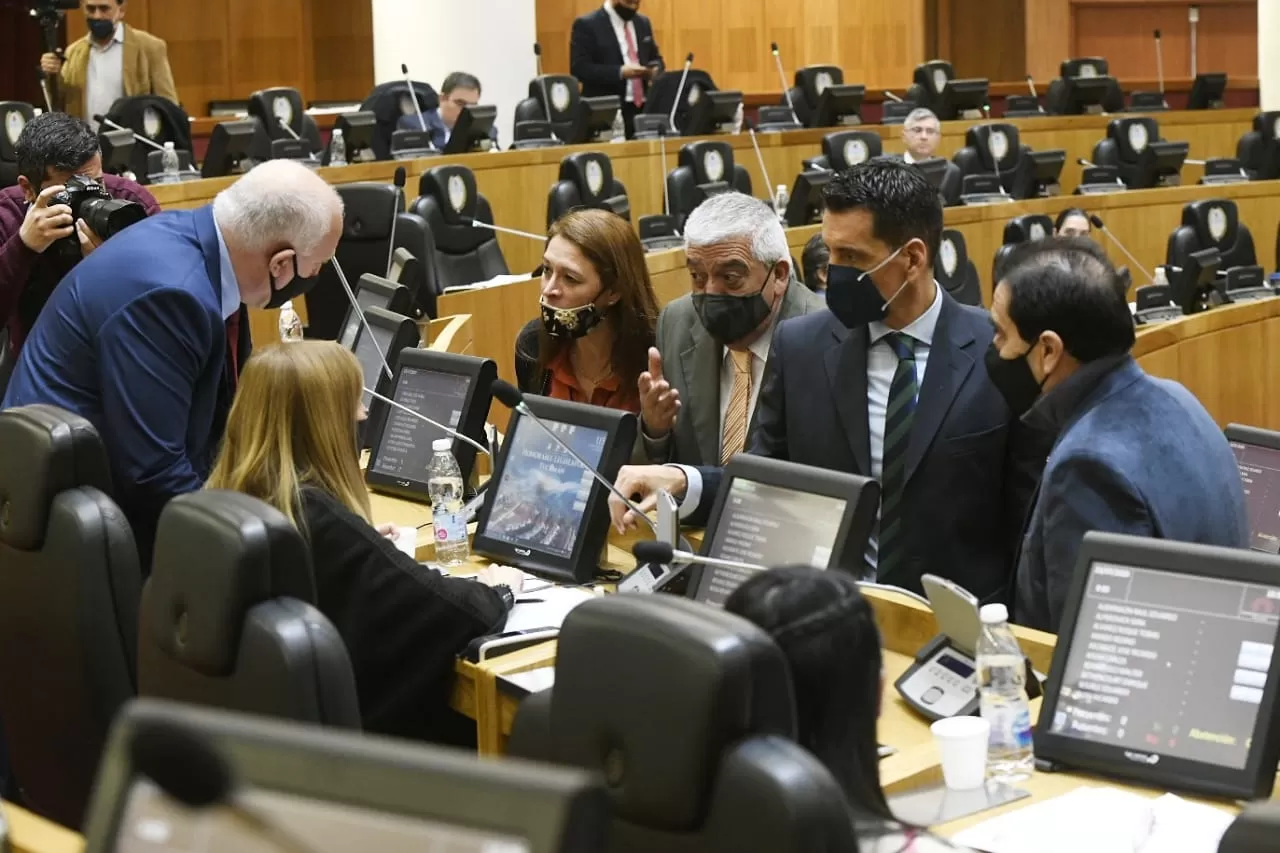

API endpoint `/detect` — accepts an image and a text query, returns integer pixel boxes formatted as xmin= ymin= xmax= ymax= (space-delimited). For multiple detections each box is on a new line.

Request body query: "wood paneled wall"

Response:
xmin=933 ymin=0 xmax=1027 ymax=84
xmin=535 ymin=0 xmax=927 ymax=93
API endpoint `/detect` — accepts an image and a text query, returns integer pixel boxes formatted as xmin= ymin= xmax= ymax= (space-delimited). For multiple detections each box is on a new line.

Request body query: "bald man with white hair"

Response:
xmin=4 ymin=159 xmax=344 ymax=567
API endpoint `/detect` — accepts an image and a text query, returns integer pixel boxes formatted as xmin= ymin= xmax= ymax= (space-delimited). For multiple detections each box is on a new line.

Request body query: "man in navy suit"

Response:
xmin=2 ymin=159 xmax=344 ymax=567
xmin=570 ymin=0 xmax=665 ymax=137
xmin=991 ymin=238 xmax=1248 ymax=632
xmin=611 ymin=160 xmax=1046 ymax=601
xmin=396 ymin=71 xmax=498 ymax=151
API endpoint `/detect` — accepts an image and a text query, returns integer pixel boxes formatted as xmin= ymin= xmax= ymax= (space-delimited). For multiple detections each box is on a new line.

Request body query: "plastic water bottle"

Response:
xmin=976 ymin=603 xmax=1035 ymax=781
xmin=774 ymin=184 xmax=789 ymax=225
xmin=329 ymin=128 xmax=347 ymax=166
xmin=428 ymin=438 xmax=470 ymax=565
xmin=277 ymin=300 xmax=303 ymax=342
xmin=610 ymin=110 xmax=626 ymax=143
xmin=160 ymin=141 xmax=180 ymax=181
xmin=1152 ymin=265 xmax=1169 ymax=287
xmin=732 ymin=101 xmax=745 ymax=134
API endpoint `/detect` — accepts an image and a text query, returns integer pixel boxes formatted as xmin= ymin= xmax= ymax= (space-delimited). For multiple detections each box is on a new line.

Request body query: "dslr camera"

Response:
xmin=51 ymin=175 xmax=147 ymax=255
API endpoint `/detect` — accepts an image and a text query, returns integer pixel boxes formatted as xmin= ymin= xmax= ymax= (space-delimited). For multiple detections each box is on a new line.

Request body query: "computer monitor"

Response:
xmin=366 ymin=350 xmax=496 ymax=501
xmin=783 ymin=169 xmax=832 ymax=227
xmin=388 ymin=247 xmax=419 ymax=286
xmin=687 ymin=455 xmax=880 ymax=608
xmin=682 ymin=90 xmax=743 ymax=137
xmin=1171 ymin=246 xmax=1222 ymax=315
xmin=1188 ymin=73 xmax=1228 ymax=110
xmin=1025 ymin=148 xmax=1066 ymax=197
xmin=443 ymin=104 xmax=498 ymax=154
xmin=911 ymin=156 xmax=949 ymax=192
xmin=98 ymin=129 xmax=135 ymax=177
xmin=880 ymin=101 xmax=915 ymax=125
xmin=1128 ymin=140 xmax=1189 ymax=189
xmin=810 ymin=84 xmax=865 ymax=128
xmin=563 ymin=96 xmax=621 ymax=146
xmin=1003 ymin=94 xmax=1044 ymax=119
xmin=353 ymin=306 xmax=420 ymax=451
xmin=935 ymin=78 xmax=989 ymax=121
xmin=390 ymin=129 xmax=438 ymax=160
xmin=82 ymin=699 xmax=608 ymax=853
xmin=201 ymin=119 xmax=260 ymax=179
xmin=269 ymin=138 xmax=311 ymax=162
xmin=472 ymin=397 xmax=637 ymax=584
xmin=1227 ymin=425 xmax=1280 ymax=555
xmin=339 ymin=274 xmax=414 ymax=350
xmin=1059 ymin=75 xmax=1115 ymax=115
xmin=324 ymin=111 xmax=377 ymax=165
xmin=1035 ymin=531 xmax=1280 ymax=800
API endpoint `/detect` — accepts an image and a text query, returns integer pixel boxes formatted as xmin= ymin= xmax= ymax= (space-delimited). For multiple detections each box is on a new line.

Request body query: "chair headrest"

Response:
xmin=105 ymin=95 xmax=191 ymax=148
xmin=547 ymin=595 xmax=795 ymax=830
xmin=679 ymin=141 xmax=736 ymax=185
xmin=1255 ymin=110 xmax=1280 ymax=140
xmin=1182 ymin=199 xmax=1240 ymax=252
xmin=419 ymin=165 xmax=480 ymax=225
xmin=335 ymin=182 xmax=400 ymax=241
xmin=0 ymin=101 xmax=36 ymax=161
xmin=794 ymin=65 xmax=843 ymax=108
xmin=560 ymin=152 xmax=615 ymax=207
xmin=915 ymin=60 xmax=954 ymax=94
xmin=965 ymin=123 xmax=1020 ymax=170
xmin=528 ymin=75 xmax=581 ymax=124
xmin=361 ymin=81 xmax=440 ymax=125
xmin=146 ymin=490 xmax=316 ymax=676
xmin=822 ymin=130 xmax=881 ymax=170
xmin=1003 ymin=214 xmax=1053 ymax=244
xmin=936 ymin=229 xmax=970 ymax=280
xmin=248 ymin=87 xmax=307 ymax=138
xmin=1108 ymin=116 xmax=1160 ymax=161
xmin=0 ymin=405 xmax=112 ymax=550
xmin=1060 ymin=57 xmax=1109 ymax=79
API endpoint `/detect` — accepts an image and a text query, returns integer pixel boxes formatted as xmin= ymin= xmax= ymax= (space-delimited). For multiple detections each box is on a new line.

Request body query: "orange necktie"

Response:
xmin=720 ymin=349 xmax=752 ymax=463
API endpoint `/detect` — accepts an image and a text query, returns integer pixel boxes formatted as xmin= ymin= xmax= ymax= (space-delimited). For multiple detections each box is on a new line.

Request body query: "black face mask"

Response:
xmin=541 ymin=298 xmax=607 ymax=339
xmin=692 ymin=287 xmax=773 ymax=346
xmin=824 ymin=246 xmax=909 ymax=330
xmin=984 ymin=342 xmax=1046 ymax=418
xmin=265 ymin=254 xmax=319 ymax=309
xmin=613 ymin=3 xmax=638 ymax=21
xmin=87 ymin=18 xmax=115 ymax=40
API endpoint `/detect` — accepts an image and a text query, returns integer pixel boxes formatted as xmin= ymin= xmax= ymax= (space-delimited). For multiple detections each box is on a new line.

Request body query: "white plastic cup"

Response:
xmin=931 ymin=716 xmax=991 ymax=790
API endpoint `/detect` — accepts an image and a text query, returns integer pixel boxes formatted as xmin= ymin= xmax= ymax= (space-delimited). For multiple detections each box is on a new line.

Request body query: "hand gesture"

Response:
xmin=621 ymin=63 xmax=647 ymax=80
xmin=609 ymin=464 xmax=688 ymax=534
xmin=19 ymin=185 xmax=74 ymax=254
xmin=76 ymin=219 xmax=104 ymax=257
xmin=638 ymin=347 xmax=680 ymax=438
xmin=477 ymin=564 xmax=525 ymax=593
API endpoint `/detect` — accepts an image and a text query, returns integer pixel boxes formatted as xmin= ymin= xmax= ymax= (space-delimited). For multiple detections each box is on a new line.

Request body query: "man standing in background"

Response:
xmin=40 ymin=0 xmax=179 ymax=130
xmin=571 ymin=0 xmax=664 ymax=137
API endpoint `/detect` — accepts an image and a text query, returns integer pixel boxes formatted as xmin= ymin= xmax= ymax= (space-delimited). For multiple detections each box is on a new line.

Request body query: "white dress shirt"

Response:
xmin=603 ymin=2 xmax=639 ymax=82
xmin=85 ymin=22 xmax=125 ymax=131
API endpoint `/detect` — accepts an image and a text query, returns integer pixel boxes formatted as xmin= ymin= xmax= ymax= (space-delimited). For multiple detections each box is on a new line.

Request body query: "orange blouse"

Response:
xmin=545 ymin=347 xmax=640 ymax=414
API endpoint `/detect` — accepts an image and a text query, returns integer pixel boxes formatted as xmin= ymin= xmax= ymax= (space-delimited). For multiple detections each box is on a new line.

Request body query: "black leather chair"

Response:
xmin=547 ymin=151 xmax=631 ymax=226
xmin=991 ymin=214 xmax=1054 ymax=283
xmin=1045 ymin=57 xmax=1125 ymax=115
xmin=394 ymin=212 xmax=442 ymax=318
xmin=666 ymin=141 xmax=753 ymax=228
xmin=1091 ymin=116 xmax=1187 ymax=189
xmin=784 ymin=65 xmax=844 ymax=128
xmin=104 ymin=95 xmax=193 ymax=184
xmin=905 ymin=60 xmax=955 ymax=115
xmin=935 ymin=229 xmax=982 ymax=306
xmin=247 ymin=87 xmax=323 ymax=160
xmin=644 ymin=69 xmax=718 ymax=136
xmin=951 ymin=123 xmax=1060 ymax=200
xmin=410 ymin=164 xmax=510 ymax=288
xmin=1221 ymin=801 xmax=1280 ymax=852
xmin=0 ymin=101 xmax=35 ymax=189
xmin=304 ymin=182 xmax=407 ymax=340
xmin=804 ymin=130 xmax=882 ymax=172
xmin=516 ymin=75 xmax=583 ymax=144
xmin=0 ymin=405 xmax=140 ymax=828
xmin=1236 ymin=110 xmax=1280 ymax=181
xmin=509 ymin=595 xmax=856 ymax=853
xmin=359 ymin=80 xmax=440 ymax=161
xmin=139 ymin=490 xmax=360 ymax=728
xmin=1166 ymin=199 xmax=1257 ymax=274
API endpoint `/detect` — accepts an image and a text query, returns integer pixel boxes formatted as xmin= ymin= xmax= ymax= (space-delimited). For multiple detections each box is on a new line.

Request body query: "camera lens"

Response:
xmin=79 ymin=198 xmax=147 ymax=240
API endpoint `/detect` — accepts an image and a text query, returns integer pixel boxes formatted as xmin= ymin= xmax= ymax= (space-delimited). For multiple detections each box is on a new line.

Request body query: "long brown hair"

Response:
xmin=206 ymin=341 xmax=372 ymax=527
xmin=537 ymin=209 xmax=658 ymax=396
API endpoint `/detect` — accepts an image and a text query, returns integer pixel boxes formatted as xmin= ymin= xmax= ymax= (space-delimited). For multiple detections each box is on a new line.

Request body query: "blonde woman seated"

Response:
xmin=207 ymin=341 xmax=522 ymax=746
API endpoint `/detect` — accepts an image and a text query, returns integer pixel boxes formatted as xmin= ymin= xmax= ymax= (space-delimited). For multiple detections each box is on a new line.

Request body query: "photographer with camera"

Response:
xmin=0 ymin=111 xmax=158 ymax=358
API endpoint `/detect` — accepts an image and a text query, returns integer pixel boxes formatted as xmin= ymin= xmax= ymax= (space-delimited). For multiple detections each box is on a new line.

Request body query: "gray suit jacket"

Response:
xmin=643 ymin=279 xmax=827 ymax=465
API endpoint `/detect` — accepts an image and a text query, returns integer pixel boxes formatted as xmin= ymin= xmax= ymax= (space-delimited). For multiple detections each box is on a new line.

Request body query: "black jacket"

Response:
xmin=299 ymin=487 xmax=509 ymax=745
xmin=570 ymin=7 xmax=664 ymax=101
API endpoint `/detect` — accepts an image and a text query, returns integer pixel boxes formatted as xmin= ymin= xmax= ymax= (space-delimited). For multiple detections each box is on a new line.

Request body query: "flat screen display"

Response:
xmin=693 ymin=478 xmax=847 ymax=608
xmin=483 ymin=418 xmax=607 ymax=559
xmin=370 ymin=367 xmax=471 ymax=482
xmin=355 ymin=323 xmax=395 ymax=408
xmin=341 ymin=290 xmax=388 ymax=348
xmin=1230 ymin=439 xmax=1280 ymax=555
xmin=1048 ymin=561 xmax=1280 ymax=770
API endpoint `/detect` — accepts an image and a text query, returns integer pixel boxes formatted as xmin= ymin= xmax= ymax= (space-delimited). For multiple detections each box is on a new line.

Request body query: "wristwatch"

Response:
xmin=493 ymin=584 xmax=516 ymax=609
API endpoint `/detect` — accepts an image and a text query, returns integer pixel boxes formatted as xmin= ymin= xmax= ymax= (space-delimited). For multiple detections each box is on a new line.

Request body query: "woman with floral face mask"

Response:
xmin=514 ymin=209 xmax=659 ymax=415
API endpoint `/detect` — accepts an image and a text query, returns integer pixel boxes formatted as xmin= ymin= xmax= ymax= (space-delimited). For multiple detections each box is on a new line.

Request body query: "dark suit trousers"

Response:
xmin=622 ymin=102 xmax=640 ymax=139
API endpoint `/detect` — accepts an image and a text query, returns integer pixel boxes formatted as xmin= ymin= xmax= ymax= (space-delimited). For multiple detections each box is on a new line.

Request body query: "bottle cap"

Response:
xmin=979 ymin=603 xmax=1009 ymax=625
xmin=280 ymin=300 xmax=293 ymax=310
xmin=432 ymin=438 xmax=452 ymax=452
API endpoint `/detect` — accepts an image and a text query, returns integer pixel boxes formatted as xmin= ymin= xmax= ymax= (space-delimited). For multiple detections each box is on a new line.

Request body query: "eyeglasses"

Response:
xmin=905 ymin=126 xmax=940 ymax=137
xmin=447 ymin=97 xmax=479 ymax=110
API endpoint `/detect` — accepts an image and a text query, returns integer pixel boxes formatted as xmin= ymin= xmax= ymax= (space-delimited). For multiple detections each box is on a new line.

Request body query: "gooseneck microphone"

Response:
xmin=744 ymin=119 xmax=778 ymax=213
xmin=94 ymin=113 xmax=200 ymax=173
xmin=1025 ymin=75 xmax=1038 ymax=98
xmin=490 ymin=380 xmax=658 ymax=535
xmin=533 ymin=44 xmax=559 ymax=139
xmin=331 ymin=255 xmax=393 ymax=382
xmin=770 ymin=42 xmax=800 ymax=125
xmin=384 ymin=166 xmax=407 ymax=279
xmin=469 ymin=219 xmax=546 ymax=242
xmin=632 ymin=540 xmax=766 ymax=574
xmin=401 ymin=63 xmax=429 ymax=136
xmin=883 ymin=91 xmax=904 ymax=103
xmin=130 ymin=720 xmax=317 ymax=853
xmin=1089 ymin=213 xmax=1154 ymax=282
xmin=669 ymin=52 xmax=695 ymax=134
xmin=1153 ymin=29 xmax=1165 ymax=96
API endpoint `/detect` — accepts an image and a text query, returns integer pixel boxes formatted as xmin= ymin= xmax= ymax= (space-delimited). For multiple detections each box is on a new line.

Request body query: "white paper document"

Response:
xmin=503 ymin=585 xmax=596 ymax=632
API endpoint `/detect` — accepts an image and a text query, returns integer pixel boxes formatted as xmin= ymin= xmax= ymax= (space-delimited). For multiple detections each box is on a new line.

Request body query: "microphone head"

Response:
xmin=685 ymin=52 xmax=694 ymax=63
xmin=770 ymin=42 xmax=779 ymax=54
xmin=393 ymin=166 xmax=406 ymax=189
xmin=1153 ymin=28 xmax=1161 ymax=39
xmin=1089 ymin=214 xmax=1105 ymax=230
xmin=130 ymin=719 xmax=233 ymax=809
xmin=533 ymin=42 xmax=542 ymax=56
xmin=401 ymin=63 xmax=409 ymax=75
xmin=491 ymin=379 xmax=524 ymax=409
xmin=92 ymin=113 xmax=106 ymax=123
xmin=633 ymin=540 xmax=675 ymax=565
xmin=1076 ymin=157 xmax=1090 ymax=166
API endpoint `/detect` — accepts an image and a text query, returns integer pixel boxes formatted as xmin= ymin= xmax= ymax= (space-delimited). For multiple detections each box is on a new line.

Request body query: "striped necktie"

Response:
xmin=720 ymin=349 xmax=752 ymax=464
xmin=878 ymin=332 xmax=917 ymax=578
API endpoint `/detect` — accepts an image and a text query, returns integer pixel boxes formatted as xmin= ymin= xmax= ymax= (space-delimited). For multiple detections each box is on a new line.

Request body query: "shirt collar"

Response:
xmin=723 ymin=319 xmax=774 ymax=368
xmin=1023 ymin=353 xmax=1133 ymax=433
xmin=212 ymin=218 xmax=244 ymax=320
xmin=869 ymin=281 xmax=942 ymax=346
xmin=603 ymin=1 xmax=626 ymax=27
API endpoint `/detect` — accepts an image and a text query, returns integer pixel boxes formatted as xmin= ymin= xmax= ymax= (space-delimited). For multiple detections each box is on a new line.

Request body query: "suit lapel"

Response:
xmin=597 ymin=9 xmax=625 ymax=65
xmin=681 ymin=319 xmax=722 ymax=465
xmin=123 ymin=26 xmax=142 ymax=96
xmin=905 ymin=295 xmax=977 ymax=482
xmin=825 ymin=322 xmax=871 ymax=474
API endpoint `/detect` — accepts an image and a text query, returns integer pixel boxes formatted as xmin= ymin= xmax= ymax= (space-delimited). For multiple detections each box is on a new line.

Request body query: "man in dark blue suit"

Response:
xmin=991 ymin=238 xmax=1249 ymax=632
xmin=2 ymin=159 xmax=344 ymax=567
xmin=396 ymin=71 xmax=498 ymax=150
xmin=611 ymin=160 xmax=1046 ymax=601
xmin=570 ymin=0 xmax=664 ymax=137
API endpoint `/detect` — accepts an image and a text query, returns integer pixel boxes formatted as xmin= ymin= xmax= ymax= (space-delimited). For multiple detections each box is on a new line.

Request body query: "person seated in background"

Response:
xmin=725 ymin=567 xmax=968 ymax=853
xmin=992 ymin=237 xmax=1248 ymax=633
xmin=801 ymin=232 xmax=830 ymax=294
xmin=515 ymin=208 xmax=658 ymax=415
xmin=900 ymin=108 xmax=942 ymax=164
xmin=207 ymin=341 xmax=523 ymax=746
xmin=639 ymin=192 xmax=825 ymax=467
xmin=1054 ymin=207 xmax=1091 ymax=238
xmin=0 ymin=111 xmax=160 ymax=359
xmin=397 ymin=71 xmax=498 ymax=149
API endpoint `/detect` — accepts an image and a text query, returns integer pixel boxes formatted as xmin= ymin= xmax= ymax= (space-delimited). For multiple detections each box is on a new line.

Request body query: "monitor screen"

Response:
xmin=1047 ymin=560 xmax=1280 ymax=771
xmin=342 ymin=290 xmax=391 ymax=349
xmin=1230 ymin=439 xmax=1280 ymax=554
xmin=693 ymin=478 xmax=848 ymax=608
xmin=483 ymin=418 xmax=607 ymax=560
xmin=355 ymin=323 xmax=395 ymax=407
xmin=114 ymin=778 xmax=532 ymax=853
xmin=370 ymin=367 xmax=471 ymax=481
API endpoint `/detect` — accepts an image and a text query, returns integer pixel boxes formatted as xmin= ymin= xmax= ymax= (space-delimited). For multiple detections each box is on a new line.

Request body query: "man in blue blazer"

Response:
xmin=2 ymin=159 xmax=344 ymax=567
xmin=991 ymin=238 xmax=1248 ymax=632
xmin=396 ymin=72 xmax=498 ymax=151
xmin=611 ymin=160 xmax=1047 ymax=601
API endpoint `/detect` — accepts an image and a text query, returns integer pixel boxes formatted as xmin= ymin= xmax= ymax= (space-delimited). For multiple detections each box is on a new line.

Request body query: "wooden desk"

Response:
xmin=1 ymin=802 xmax=83 ymax=853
